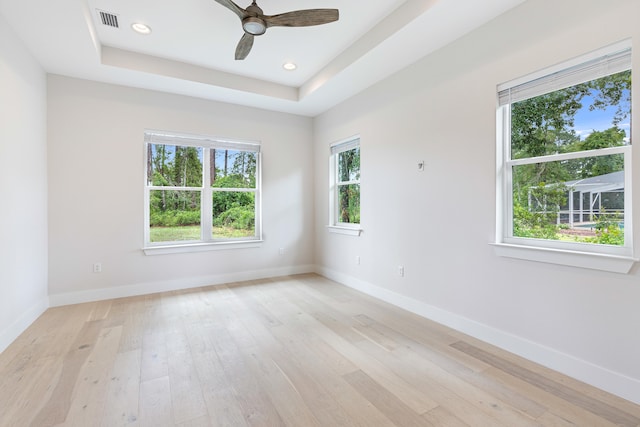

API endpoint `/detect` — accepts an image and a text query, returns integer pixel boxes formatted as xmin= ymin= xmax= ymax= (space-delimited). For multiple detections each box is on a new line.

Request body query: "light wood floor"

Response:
xmin=1 ymin=274 xmax=639 ymax=427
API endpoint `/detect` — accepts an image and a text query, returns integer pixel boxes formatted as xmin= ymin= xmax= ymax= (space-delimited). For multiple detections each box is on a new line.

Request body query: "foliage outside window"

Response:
xmin=330 ymin=137 xmax=361 ymax=231
xmin=144 ymin=130 xmax=260 ymax=248
xmin=497 ymin=44 xmax=632 ymax=257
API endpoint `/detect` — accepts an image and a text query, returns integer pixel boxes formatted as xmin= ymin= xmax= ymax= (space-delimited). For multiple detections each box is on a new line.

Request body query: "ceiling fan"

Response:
xmin=214 ymin=0 xmax=339 ymax=60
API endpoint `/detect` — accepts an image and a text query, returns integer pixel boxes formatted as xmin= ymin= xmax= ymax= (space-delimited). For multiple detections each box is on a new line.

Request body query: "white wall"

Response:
xmin=47 ymin=76 xmax=314 ymax=304
xmin=314 ymin=0 xmax=640 ymax=403
xmin=0 ymin=16 xmax=49 ymax=352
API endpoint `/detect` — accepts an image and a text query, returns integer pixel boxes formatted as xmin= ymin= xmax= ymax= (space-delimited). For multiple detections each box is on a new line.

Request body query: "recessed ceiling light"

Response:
xmin=283 ymin=62 xmax=297 ymax=71
xmin=131 ymin=23 xmax=152 ymax=35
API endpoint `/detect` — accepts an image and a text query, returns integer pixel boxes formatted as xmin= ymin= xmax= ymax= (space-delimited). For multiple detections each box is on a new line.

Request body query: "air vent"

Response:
xmin=98 ymin=10 xmax=119 ymax=28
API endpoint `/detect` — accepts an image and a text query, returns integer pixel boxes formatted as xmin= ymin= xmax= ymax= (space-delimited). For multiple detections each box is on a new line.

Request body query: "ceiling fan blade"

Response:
xmin=214 ymin=0 xmax=246 ymax=20
xmin=265 ymin=9 xmax=339 ymax=28
xmin=235 ymin=33 xmax=254 ymax=60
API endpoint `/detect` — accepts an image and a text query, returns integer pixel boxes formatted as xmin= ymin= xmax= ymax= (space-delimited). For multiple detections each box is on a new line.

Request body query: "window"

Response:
xmin=496 ymin=42 xmax=634 ymax=271
xmin=328 ymin=136 xmax=361 ymax=235
xmin=144 ymin=130 xmax=261 ymax=253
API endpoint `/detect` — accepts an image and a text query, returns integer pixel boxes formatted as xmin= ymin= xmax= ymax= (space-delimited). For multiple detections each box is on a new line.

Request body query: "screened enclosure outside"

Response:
xmin=512 ymin=155 xmax=626 ymax=245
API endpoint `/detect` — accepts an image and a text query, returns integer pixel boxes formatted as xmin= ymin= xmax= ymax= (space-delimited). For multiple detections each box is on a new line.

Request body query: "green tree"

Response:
xmin=511 ymin=85 xmax=587 ymax=159
xmin=584 ymin=209 xmax=624 ymax=245
xmin=589 ymin=70 xmax=631 ymax=124
xmin=149 ymin=144 xmax=202 ymax=227
xmin=574 ymin=127 xmax=626 ymax=178
xmin=230 ymin=151 xmax=257 ymax=187
xmin=173 ymin=146 xmax=202 ymax=187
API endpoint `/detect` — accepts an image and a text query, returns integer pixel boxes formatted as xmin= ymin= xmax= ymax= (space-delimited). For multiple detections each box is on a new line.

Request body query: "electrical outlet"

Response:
xmin=356 ymin=255 xmax=361 ymax=265
xmin=279 ymin=247 xmax=285 ymax=255
xmin=418 ymin=161 xmax=425 ymax=171
xmin=398 ymin=265 xmax=404 ymax=277
xmin=93 ymin=262 xmax=102 ymax=273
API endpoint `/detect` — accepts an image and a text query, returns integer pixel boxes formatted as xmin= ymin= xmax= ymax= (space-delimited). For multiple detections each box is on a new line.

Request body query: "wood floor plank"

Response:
xmin=140 ymin=331 xmax=168 ymax=382
xmin=166 ymin=330 xmax=208 ymax=425
xmin=452 ymin=331 xmax=640 ymax=415
xmin=175 ymin=415 xmax=212 ymax=427
xmin=422 ymin=406 xmax=471 ymax=427
xmin=242 ymin=349 xmax=324 ymax=427
xmin=85 ymin=299 xmax=113 ymax=322
xmin=0 ymin=303 xmax=93 ymax=375
xmin=290 ymin=304 xmax=440 ymax=415
xmin=61 ymin=325 xmax=123 ymax=427
xmin=185 ymin=291 xmax=255 ymax=427
xmin=343 ymin=369 xmax=434 ymax=427
xmin=28 ymin=320 xmax=106 ymax=427
xmin=353 ymin=313 xmax=548 ymax=419
xmin=139 ymin=376 xmax=173 ymax=427
xmin=204 ymin=320 xmax=286 ymax=426
xmin=536 ymin=410 xmax=592 ymax=427
xmin=191 ymin=350 xmax=249 ymax=427
xmin=227 ymin=281 xmax=283 ymax=328
xmin=357 ymin=339 xmax=539 ymax=427
xmin=481 ymin=365 xmax=628 ymax=427
xmin=265 ymin=322 xmax=396 ymax=427
xmin=117 ymin=297 xmax=147 ymax=353
xmin=352 ymin=313 xmax=489 ymax=375
xmin=1 ymin=274 xmax=639 ymax=427
xmin=0 ymin=356 xmax=61 ymax=427
xmin=451 ymin=340 xmax=640 ymax=427
xmin=140 ymin=293 xmax=167 ymax=335
xmin=226 ymin=284 xmax=360 ymax=427
xmin=100 ymin=349 xmax=141 ymax=427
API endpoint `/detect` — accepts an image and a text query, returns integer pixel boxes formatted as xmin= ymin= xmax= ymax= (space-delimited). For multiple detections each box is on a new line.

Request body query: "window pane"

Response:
xmin=212 ymin=191 xmax=255 ymax=238
xmin=512 ymin=155 xmax=624 ymax=245
xmin=211 ymin=149 xmax=257 ymax=188
xmin=511 ymin=70 xmax=631 ymax=160
xmin=338 ymin=147 xmax=360 ymax=183
xmin=149 ymin=190 xmax=201 ymax=242
xmin=147 ymin=144 xmax=203 ymax=187
xmin=338 ymin=184 xmax=360 ymax=224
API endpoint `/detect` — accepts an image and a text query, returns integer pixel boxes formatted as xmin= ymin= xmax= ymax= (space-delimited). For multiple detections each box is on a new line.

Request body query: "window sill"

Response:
xmin=491 ymin=243 xmax=636 ymax=274
xmin=327 ymin=225 xmax=362 ymax=237
xmin=144 ymin=240 xmax=263 ymax=256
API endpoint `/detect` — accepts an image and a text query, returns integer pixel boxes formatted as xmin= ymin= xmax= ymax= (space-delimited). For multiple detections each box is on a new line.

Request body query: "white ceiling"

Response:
xmin=0 ymin=0 xmax=525 ymax=116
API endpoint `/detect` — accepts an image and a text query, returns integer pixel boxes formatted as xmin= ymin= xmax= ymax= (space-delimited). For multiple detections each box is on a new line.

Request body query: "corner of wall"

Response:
xmin=0 ymin=297 xmax=49 ymax=353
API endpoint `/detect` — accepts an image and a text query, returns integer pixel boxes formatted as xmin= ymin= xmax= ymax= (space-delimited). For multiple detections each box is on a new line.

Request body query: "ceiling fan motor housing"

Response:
xmin=242 ymin=16 xmax=266 ymax=35
xmin=214 ymin=0 xmax=339 ymax=59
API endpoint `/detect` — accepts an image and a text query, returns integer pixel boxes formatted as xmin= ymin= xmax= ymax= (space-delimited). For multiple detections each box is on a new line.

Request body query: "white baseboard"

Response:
xmin=0 ymin=297 xmax=49 ymax=354
xmin=49 ymin=264 xmax=316 ymax=307
xmin=315 ymin=266 xmax=640 ymax=405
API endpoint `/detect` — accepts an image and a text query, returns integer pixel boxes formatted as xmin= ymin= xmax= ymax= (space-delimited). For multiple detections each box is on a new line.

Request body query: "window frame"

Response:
xmin=143 ymin=130 xmax=262 ymax=255
xmin=494 ymin=41 xmax=636 ymax=273
xmin=328 ymin=136 xmax=362 ymax=236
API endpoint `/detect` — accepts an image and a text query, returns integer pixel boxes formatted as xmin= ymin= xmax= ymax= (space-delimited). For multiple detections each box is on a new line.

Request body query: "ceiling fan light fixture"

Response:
xmin=242 ymin=17 xmax=266 ymax=35
xmin=131 ymin=22 xmax=152 ymax=35
xmin=215 ymin=0 xmax=339 ymax=59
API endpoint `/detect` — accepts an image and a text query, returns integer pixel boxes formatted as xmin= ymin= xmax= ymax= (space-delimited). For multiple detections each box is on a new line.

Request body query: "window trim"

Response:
xmin=328 ymin=135 xmax=362 ymax=236
xmin=143 ymin=129 xmax=262 ymax=253
xmin=495 ymin=41 xmax=636 ymax=272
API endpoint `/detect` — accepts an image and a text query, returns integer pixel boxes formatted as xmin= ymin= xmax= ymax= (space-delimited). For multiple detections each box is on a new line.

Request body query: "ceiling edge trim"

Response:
xmin=100 ymin=46 xmax=299 ymax=102
xmin=299 ymin=0 xmax=438 ymax=100
xmin=80 ymin=0 xmax=102 ymax=62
